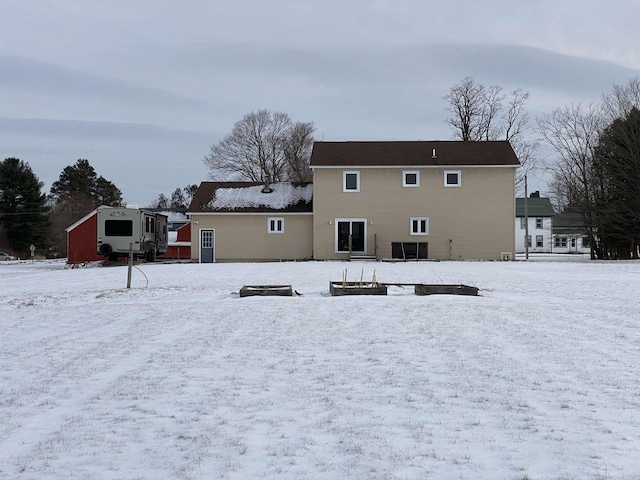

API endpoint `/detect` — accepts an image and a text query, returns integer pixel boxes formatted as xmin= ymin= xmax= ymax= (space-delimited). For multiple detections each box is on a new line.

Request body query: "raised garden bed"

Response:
xmin=414 ymin=284 xmax=479 ymax=296
xmin=239 ymin=285 xmax=294 ymax=297
xmin=329 ymin=281 xmax=388 ymax=296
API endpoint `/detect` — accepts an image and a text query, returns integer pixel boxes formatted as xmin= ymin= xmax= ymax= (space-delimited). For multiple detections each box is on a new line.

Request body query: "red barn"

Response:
xmin=66 ymin=210 xmax=102 ymax=264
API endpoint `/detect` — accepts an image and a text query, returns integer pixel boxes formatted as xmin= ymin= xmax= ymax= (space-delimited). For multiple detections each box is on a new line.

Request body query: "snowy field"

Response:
xmin=1 ymin=257 xmax=639 ymax=480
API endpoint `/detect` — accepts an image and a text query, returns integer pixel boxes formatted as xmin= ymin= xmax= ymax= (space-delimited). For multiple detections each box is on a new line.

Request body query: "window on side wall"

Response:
xmin=444 ymin=170 xmax=461 ymax=187
xmin=410 ymin=217 xmax=429 ymax=235
xmin=527 ymin=235 xmax=532 ymax=247
xmin=343 ymin=171 xmax=360 ymax=192
xmin=403 ymin=171 xmax=420 ymax=187
xmin=268 ymin=217 xmax=284 ymax=234
xmin=520 ymin=217 xmax=526 ymax=229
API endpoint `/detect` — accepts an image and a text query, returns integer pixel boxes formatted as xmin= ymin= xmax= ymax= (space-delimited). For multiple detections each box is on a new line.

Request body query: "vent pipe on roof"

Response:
xmin=261 ymin=177 xmax=273 ymax=193
xmin=432 ymin=148 xmax=437 ymax=159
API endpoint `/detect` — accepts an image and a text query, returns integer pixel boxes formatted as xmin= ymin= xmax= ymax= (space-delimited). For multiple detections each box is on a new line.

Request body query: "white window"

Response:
xmin=444 ymin=170 xmax=461 ymax=187
xmin=554 ymin=237 xmax=560 ymax=247
xmin=410 ymin=217 xmax=429 ymax=235
xmin=403 ymin=171 xmax=420 ymax=187
xmin=520 ymin=218 xmax=526 ymax=229
xmin=536 ymin=235 xmax=544 ymax=247
xmin=536 ymin=218 xmax=543 ymax=229
xmin=343 ymin=171 xmax=360 ymax=192
xmin=527 ymin=235 xmax=532 ymax=247
xmin=268 ymin=217 xmax=284 ymax=234
xmin=201 ymin=230 xmax=213 ymax=248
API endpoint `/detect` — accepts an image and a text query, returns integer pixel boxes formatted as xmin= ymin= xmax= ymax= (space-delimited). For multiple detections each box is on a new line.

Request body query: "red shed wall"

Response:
xmin=177 ymin=222 xmax=191 ymax=242
xmin=67 ymin=213 xmax=101 ymax=264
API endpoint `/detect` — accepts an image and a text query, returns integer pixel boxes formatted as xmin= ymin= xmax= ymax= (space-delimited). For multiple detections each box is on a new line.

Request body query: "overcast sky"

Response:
xmin=1 ymin=0 xmax=638 ymax=205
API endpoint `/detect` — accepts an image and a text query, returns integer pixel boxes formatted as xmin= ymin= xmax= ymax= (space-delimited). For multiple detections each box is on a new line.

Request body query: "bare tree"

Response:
xmin=602 ymin=77 xmax=640 ymax=122
xmin=282 ymin=121 xmax=314 ymax=182
xmin=443 ymin=77 xmax=537 ymax=189
xmin=537 ymin=102 xmax=605 ymax=258
xmin=204 ymin=110 xmax=315 ymax=183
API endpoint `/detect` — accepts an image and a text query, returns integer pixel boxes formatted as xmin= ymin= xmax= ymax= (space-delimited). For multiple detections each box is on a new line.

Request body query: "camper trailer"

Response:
xmin=96 ymin=206 xmax=168 ymax=261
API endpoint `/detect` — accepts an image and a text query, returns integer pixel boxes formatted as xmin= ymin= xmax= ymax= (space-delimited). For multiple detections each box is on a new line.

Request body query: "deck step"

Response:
xmin=350 ymin=254 xmax=377 ymax=261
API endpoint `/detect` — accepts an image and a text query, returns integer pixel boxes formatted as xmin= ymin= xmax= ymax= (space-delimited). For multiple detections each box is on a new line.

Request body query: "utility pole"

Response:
xmin=524 ymin=175 xmax=529 ymax=260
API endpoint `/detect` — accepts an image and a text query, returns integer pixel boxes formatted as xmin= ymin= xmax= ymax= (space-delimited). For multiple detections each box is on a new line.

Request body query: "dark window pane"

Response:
xmin=405 ymin=173 xmax=417 ymax=185
xmin=446 ymin=173 xmax=458 ymax=185
xmin=105 ymin=220 xmax=133 ymax=236
xmin=345 ymin=173 xmax=358 ymax=190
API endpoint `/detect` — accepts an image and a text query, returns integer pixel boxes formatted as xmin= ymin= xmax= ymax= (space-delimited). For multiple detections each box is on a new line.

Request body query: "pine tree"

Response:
xmin=0 ymin=158 xmax=50 ymax=255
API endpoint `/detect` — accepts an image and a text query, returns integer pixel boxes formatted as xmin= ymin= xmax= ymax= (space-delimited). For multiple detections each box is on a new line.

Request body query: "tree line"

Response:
xmin=0 ymin=158 xmax=124 ymax=258
xmin=2 ymin=77 xmax=638 ymax=259
xmin=538 ymin=78 xmax=639 ymax=259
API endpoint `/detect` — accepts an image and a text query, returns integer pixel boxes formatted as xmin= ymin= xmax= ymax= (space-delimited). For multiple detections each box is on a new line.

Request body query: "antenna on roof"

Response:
xmin=432 ymin=148 xmax=437 ymax=159
xmin=261 ymin=177 xmax=273 ymax=193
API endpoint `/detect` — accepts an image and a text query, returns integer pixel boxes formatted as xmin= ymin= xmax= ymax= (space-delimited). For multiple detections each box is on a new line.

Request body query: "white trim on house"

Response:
xmin=267 ymin=217 xmax=284 ymax=234
xmin=444 ymin=170 xmax=462 ymax=187
xmin=402 ymin=170 xmax=420 ymax=187
xmin=198 ymin=228 xmax=215 ymax=263
xmin=187 ymin=212 xmax=312 ymax=216
xmin=409 ymin=217 xmax=429 ymax=235
xmin=311 ymin=164 xmax=517 ymax=169
xmin=342 ymin=171 xmax=360 ymax=192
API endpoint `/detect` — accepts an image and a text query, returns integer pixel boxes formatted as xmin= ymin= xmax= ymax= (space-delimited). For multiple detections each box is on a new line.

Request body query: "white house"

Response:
xmin=515 ymin=195 xmax=555 ymax=254
xmin=552 ymin=213 xmax=591 ymax=254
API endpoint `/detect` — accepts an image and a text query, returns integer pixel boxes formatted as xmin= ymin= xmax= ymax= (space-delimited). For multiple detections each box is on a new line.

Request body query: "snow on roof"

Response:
xmin=160 ymin=211 xmax=189 ymax=222
xmin=208 ymin=183 xmax=313 ymax=211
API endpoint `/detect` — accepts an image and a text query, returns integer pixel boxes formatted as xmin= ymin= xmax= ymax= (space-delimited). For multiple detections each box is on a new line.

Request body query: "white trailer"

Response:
xmin=96 ymin=206 xmax=168 ymax=261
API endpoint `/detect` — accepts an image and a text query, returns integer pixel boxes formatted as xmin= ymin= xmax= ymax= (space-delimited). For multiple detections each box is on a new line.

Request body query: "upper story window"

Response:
xmin=343 ymin=171 xmax=360 ymax=192
xmin=535 ymin=217 xmax=543 ymax=229
xmin=410 ymin=217 xmax=429 ymax=235
xmin=520 ymin=218 xmax=526 ymax=229
xmin=403 ymin=171 xmax=420 ymax=187
xmin=268 ymin=217 xmax=284 ymax=234
xmin=444 ymin=170 xmax=461 ymax=187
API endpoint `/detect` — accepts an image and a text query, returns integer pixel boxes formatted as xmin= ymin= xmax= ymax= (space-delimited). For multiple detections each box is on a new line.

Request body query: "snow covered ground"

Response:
xmin=1 ymin=257 xmax=639 ymax=479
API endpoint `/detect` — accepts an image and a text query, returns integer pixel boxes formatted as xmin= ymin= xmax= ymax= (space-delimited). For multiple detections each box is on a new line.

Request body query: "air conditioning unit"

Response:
xmin=501 ymin=252 xmax=512 ymax=261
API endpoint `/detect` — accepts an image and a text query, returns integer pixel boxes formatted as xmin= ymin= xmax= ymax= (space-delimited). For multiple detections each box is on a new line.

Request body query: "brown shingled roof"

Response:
xmin=187 ymin=182 xmax=313 ymax=214
xmin=309 ymin=141 xmax=520 ymax=167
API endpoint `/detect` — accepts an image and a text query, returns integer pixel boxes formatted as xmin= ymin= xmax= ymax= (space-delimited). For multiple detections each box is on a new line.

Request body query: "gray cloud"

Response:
xmin=1 ymin=0 xmax=638 ymax=204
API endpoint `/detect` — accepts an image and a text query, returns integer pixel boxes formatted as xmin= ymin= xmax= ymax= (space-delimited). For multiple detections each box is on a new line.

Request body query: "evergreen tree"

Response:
xmin=170 ymin=188 xmax=186 ymax=208
xmin=48 ymin=159 xmax=123 ymax=255
xmin=95 ymin=176 xmax=123 ymax=207
xmin=593 ymin=107 xmax=640 ymax=258
xmin=50 ymin=159 xmax=97 ymax=203
xmin=0 ymin=158 xmax=50 ymax=255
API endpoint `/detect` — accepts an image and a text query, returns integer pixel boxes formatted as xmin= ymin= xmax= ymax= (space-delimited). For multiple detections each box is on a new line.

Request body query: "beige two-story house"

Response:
xmin=310 ymin=141 xmax=519 ymax=261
